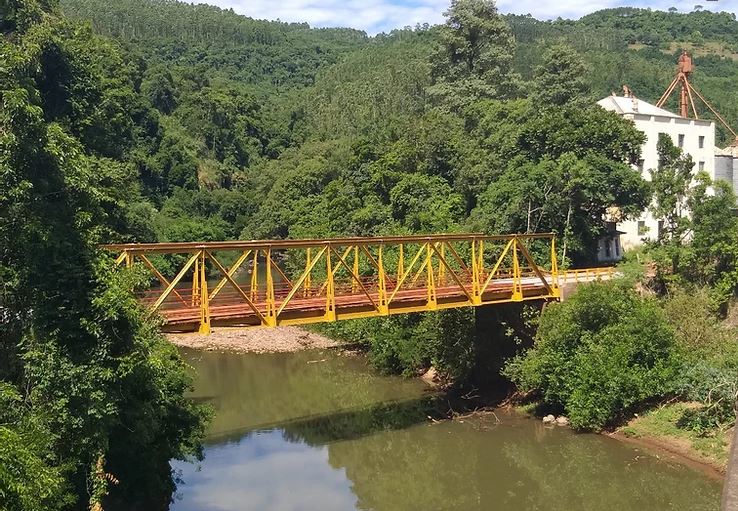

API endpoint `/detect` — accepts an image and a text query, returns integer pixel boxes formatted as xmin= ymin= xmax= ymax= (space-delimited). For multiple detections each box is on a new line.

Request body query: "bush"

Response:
xmin=318 ymin=308 xmax=476 ymax=384
xmin=504 ymin=281 xmax=681 ymax=430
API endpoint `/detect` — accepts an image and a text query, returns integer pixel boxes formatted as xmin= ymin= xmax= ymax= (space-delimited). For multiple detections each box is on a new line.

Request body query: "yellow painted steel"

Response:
xmin=104 ymin=233 xmax=614 ymax=334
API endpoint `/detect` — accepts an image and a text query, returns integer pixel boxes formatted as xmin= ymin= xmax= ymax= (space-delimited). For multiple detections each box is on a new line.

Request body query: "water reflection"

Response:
xmin=172 ymin=349 xmax=721 ymax=511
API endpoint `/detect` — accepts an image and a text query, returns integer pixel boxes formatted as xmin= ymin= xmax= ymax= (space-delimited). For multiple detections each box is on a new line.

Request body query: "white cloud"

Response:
xmin=203 ymin=0 xmax=738 ymax=34
xmin=209 ymin=0 xmax=448 ymax=34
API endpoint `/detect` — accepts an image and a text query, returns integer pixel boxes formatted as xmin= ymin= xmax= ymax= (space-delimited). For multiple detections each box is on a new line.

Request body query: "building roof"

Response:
xmin=597 ymin=95 xmax=680 ymax=118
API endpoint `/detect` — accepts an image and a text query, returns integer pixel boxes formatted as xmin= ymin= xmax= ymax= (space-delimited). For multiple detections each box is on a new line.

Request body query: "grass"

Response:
xmin=617 ymin=402 xmax=731 ymax=469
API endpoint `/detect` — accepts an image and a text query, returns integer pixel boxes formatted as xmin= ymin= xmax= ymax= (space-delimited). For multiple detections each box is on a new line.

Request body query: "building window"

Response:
xmin=678 ymin=134 xmax=685 ymax=148
xmin=615 ymin=239 xmax=621 ymax=257
xmin=699 ymin=161 xmax=705 ymax=171
xmin=699 ymin=135 xmax=705 ymax=148
xmin=658 ymin=220 xmax=664 ymax=239
xmin=637 ymin=220 xmax=647 ymax=235
xmin=637 ymin=159 xmax=644 ymax=172
xmin=605 ymin=241 xmax=612 ymax=258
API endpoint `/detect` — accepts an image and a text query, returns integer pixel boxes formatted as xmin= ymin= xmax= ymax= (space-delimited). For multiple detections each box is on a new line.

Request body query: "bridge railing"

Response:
xmin=102 ymin=233 xmax=561 ymax=333
xmin=558 ymin=266 xmax=617 ymax=284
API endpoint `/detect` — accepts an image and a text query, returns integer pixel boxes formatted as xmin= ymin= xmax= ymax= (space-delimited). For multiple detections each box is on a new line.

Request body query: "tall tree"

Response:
xmin=0 ymin=2 xmax=208 ymax=509
xmin=428 ymin=0 xmax=519 ymax=111
xmin=650 ymin=134 xmax=694 ymax=245
xmin=531 ymin=44 xmax=592 ymax=108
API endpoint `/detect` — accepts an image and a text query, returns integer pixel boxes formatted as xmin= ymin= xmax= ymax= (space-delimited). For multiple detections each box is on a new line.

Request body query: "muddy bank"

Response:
xmin=610 ymin=430 xmax=727 ymax=481
xmin=167 ymin=326 xmax=342 ymax=353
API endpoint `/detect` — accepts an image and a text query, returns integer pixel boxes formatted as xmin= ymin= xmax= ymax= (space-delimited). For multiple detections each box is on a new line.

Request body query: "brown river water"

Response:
xmin=170 ymin=348 xmax=722 ymax=511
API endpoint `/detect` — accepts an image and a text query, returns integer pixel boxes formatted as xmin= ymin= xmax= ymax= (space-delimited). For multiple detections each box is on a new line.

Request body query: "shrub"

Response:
xmin=504 ymin=281 xmax=681 ymax=430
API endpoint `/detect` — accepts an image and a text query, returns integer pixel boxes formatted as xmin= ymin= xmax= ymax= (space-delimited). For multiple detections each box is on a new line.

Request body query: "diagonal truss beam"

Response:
xmin=205 ymin=250 xmax=266 ymax=324
xmin=430 ymin=242 xmax=474 ymax=303
xmin=276 ymin=246 xmax=328 ymax=317
xmin=210 ymin=250 xmax=251 ymax=301
xmin=329 ymin=246 xmax=378 ymax=310
xmin=151 ymin=252 xmax=199 ymax=311
xmin=479 ymin=239 xmax=515 ymax=296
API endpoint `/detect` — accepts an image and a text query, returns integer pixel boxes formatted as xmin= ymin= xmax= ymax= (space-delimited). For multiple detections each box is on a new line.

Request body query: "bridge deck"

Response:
xmin=146 ymin=276 xmax=554 ymax=331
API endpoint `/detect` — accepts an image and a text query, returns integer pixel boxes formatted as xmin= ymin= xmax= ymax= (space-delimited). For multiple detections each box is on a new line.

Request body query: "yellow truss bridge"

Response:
xmin=103 ymin=233 xmax=613 ymax=334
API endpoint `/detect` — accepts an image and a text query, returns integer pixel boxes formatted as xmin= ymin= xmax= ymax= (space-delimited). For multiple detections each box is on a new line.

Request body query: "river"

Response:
xmin=170 ymin=348 xmax=722 ymax=511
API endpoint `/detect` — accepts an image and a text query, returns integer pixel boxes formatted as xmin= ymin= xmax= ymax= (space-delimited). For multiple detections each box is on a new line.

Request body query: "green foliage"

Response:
xmin=1 ymin=4 xmax=208 ymax=509
xmin=505 ymin=281 xmax=681 ymax=430
xmin=662 ymin=289 xmax=738 ymax=433
xmin=650 ymin=134 xmax=693 ymax=244
xmin=429 ymin=0 xmax=520 ymax=110
xmin=0 ymin=384 xmax=68 ymax=511
xmin=468 ymin=100 xmax=648 ymax=263
xmin=531 ymin=44 xmax=592 ymax=108
xmin=320 ymin=308 xmax=476 ymax=384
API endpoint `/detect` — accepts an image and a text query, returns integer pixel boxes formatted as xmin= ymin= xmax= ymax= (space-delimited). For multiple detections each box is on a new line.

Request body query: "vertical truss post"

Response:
xmin=397 ymin=243 xmax=404 ymax=282
xmin=325 ymin=244 xmax=336 ymax=321
xmin=265 ymin=248 xmax=276 ymax=327
xmin=477 ymin=239 xmax=485 ymax=281
xmin=471 ymin=239 xmax=480 ymax=302
xmin=378 ymin=244 xmax=388 ymax=315
xmin=511 ymin=238 xmax=523 ymax=301
xmin=437 ymin=243 xmax=445 ymax=286
xmin=198 ymin=250 xmax=210 ymax=334
xmin=550 ymin=237 xmax=560 ymax=298
xmin=352 ymin=246 xmax=359 ymax=294
xmin=426 ymin=242 xmax=437 ymax=309
xmin=125 ymin=251 xmax=134 ymax=269
xmin=192 ymin=254 xmax=200 ymax=307
xmin=250 ymin=250 xmax=259 ymax=301
xmin=304 ymin=248 xmax=312 ymax=297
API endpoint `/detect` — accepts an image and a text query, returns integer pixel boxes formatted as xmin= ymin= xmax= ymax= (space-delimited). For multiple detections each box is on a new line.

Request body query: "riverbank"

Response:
xmin=511 ymin=402 xmax=730 ymax=478
xmin=614 ymin=402 xmax=732 ymax=476
xmin=167 ymin=326 xmax=343 ymax=353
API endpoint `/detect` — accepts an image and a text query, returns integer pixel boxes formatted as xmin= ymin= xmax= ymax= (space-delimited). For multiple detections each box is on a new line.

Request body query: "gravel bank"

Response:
xmin=167 ymin=327 xmax=342 ymax=354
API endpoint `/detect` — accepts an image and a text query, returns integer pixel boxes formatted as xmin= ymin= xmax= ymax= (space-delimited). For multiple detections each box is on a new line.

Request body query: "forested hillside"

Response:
xmin=4 ymin=2 xmax=738 ymax=506
xmin=54 ymin=0 xmax=738 ymax=250
xmin=51 ymin=0 xmax=738 ymax=377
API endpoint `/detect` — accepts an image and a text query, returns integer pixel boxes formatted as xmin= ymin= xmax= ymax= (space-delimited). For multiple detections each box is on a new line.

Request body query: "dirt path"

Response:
xmin=167 ymin=327 xmax=342 ymax=354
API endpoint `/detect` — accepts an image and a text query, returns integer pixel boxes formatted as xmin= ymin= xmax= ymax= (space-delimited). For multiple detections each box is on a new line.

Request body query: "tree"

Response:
xmin=504 ymin=281 xmax=681 ymax=430
xmin=650 ymin=134 xmax=694 ymax=273
xmin=0 ymin=3 xmax=208 ymax=509
xmin=531 ymin=44 xmax=592 ymax=108
xmin=428 ymin=0 xmax=519 ymax=110
xmin=468 ymin=100 xmax=648 ymax=264
xmin=142 ymin=66 xmax=178 ymax=114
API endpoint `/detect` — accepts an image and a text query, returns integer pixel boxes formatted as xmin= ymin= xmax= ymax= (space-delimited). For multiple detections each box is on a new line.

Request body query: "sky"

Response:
xmin=203 ymin=0 xmax=738 ymax=34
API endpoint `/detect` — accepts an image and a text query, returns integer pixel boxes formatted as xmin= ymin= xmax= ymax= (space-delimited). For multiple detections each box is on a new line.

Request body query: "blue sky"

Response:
xmin=205 ymin=0 xmax=738 ymax=34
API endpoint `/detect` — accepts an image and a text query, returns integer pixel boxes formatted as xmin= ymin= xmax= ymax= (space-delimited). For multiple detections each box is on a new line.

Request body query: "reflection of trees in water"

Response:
xmin=500 ymin=427 xmax=720 ymax=511
xmin=280 ymin=397 xmax=443 ymax=446
xmin=181 ymin=349 xmax=430 ymax=439
xmin=324 ymin=420 xmax=486 ymax=510
xmin=184 ymin=349 xmax=720 ymax=511
xmin=291 ymin=414 xmax=720 ymax=511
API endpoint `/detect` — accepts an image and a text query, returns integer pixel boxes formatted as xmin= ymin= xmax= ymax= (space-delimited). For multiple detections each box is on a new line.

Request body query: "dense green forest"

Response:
xmin=4 ymin=0 xmax=738 ymax=507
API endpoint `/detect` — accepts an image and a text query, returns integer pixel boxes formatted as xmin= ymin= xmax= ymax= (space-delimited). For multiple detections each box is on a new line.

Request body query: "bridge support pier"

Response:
xmin=471 ymin=302 xmax=544 ymax=390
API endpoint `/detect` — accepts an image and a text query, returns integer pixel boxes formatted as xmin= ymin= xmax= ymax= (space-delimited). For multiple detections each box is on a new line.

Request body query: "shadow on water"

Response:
xmin=206 ymin=395 xmax=444 ymax=446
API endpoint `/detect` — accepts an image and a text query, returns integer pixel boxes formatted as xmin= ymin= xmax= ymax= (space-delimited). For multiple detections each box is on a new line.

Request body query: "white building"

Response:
xmin=597 ymin=93 xmax=723 ymax=251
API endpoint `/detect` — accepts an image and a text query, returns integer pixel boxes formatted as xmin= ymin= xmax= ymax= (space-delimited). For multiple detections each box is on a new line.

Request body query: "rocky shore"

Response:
xmin=167 ymin=326 xmax=342 ymax=353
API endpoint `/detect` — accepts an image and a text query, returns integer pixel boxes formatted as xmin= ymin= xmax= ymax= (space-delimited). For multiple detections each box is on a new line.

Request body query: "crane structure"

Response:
xmin=657 ymin=50 xmax=738 ymax=144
